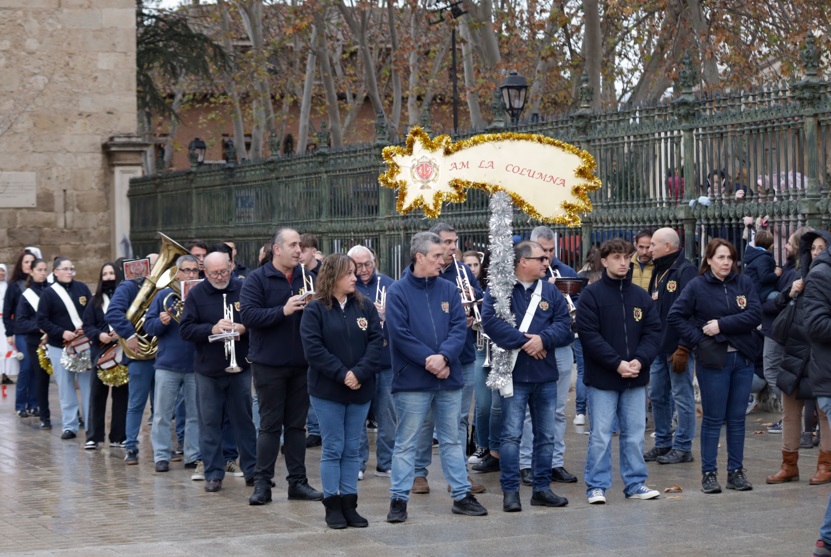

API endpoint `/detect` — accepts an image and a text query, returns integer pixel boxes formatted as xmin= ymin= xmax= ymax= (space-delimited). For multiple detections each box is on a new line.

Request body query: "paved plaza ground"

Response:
xmin=0 ymin=379 xmax=823 ymax=557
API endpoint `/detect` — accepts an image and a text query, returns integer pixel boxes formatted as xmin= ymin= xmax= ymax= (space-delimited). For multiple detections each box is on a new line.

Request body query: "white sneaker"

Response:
xmin=468 ymin=446 xmax=488 ymax=464
xmin=358 ymin=470 xmax=365 ymax=481
xmin=225 ymin=460 xmax=244 ymax=477
xmin=587 ymin=488 xmax=606 ymax=504
xmin=375 ymin=467 xmax=392 ymax=477
xmin=573 ymin=414 xmax=586 ymax=426
xmin=626 ymin=484 xmax=660 ymax=500
xmin=191 ymin=461 xmax=205 ymax=481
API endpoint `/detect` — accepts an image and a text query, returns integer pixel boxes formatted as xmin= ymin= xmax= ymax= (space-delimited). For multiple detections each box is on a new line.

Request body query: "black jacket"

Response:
xmin=647 ymin=248 xmax=699 ymax=355
xmin=667 ymin=271 xmax=762 ymax=368
xmin=803 ymin=247 xmax=831 ymax=398
xmin=3 ymin=279 xmax=25 ymax=335
xmin=777 ymin=231 xmax=831 ymax=399
xmin=300 ymin=295 xmax=383 ymax=404
xmin=575 ymin=271 xmax=662 ymax=391
xmin=180 ymin=277 xmax=250 ymax=377
xmin=36 ymin=281 xmax=93 ymax=348
xmin=82 ymin=297 xmax=113 ymax=367
xmin=239 ymin=262 xmax=307 ymax=369
xmin=14 ymin=281 xmax=47 ymax=344
xmin=761 ymin=259 xmax=798 ymax=337
xmin=744 ymin=246 xmax=778 ymax=302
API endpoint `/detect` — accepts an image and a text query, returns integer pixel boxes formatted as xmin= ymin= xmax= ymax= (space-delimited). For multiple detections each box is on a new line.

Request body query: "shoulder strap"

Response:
xmin=22 ymin=288 xmax=39 ymax=311
xmin=50 ymin=282 xmax=83 ymax=329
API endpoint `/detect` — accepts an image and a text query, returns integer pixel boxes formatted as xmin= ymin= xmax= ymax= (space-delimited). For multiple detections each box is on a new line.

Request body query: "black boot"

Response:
xmin=322 ymin=495 xmax=347 ymax=529
xmin=249 ymin=482 xmax=272 ymax=505
xmin=340 ymin=493 xmax=368 ymax=527
xmin=288 ymin=478 xmax=324 ymax=501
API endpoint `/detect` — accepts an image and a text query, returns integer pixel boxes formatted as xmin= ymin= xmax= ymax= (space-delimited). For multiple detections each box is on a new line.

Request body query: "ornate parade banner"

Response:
xmin=379 ymin=127 xmax=601 ymax=226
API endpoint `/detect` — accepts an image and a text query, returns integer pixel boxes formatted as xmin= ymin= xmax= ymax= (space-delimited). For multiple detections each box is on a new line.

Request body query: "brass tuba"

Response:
xmin=118 ymin=233 xmax=188 ymax=360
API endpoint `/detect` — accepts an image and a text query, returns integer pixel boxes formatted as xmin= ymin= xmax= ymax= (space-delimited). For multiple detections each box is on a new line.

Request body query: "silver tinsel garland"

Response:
xmin=485 ymin=191 xmax=517 ymax=396
xmin=60 ymin=347 xmax=92 ymax=373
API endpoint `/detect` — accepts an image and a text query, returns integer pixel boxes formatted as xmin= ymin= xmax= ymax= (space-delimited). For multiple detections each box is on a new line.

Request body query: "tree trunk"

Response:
xmin=297 ymin=25 xmax=318 ymax=154
xmin=583 ymin=0 xmax=602 ymax=109
xmin=315 ymin=14 xmax=344 ymax=149
xmin=217 ymin=0 xmax=249 ymax=160
xmin=458 ymin=16 xmax=485 ymax=129
xmin=684 ymin=0 xmax=720 ymax=86
xmin=387 ymin=0 xmax=402 ymax=139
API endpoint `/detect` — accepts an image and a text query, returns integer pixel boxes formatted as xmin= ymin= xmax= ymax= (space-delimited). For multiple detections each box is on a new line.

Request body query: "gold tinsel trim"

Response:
xmin=98 ymin=364 xmax=129 ymax=387
xmin=379 ymin=126 xmax=601 ymax=227
xmin=37 ymin=344 xmax=53 ymax=376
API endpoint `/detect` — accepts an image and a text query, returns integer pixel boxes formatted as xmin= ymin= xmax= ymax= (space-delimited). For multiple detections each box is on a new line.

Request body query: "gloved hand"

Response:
xmin=670 ymin=345 xmax=690 ymax=373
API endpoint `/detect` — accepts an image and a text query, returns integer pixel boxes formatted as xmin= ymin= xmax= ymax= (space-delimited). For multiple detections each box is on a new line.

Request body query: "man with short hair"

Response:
xmin=576 ymin=238 xmax=662 ymax=504
xmin=240 ymin=228 xmax=323 ymax=505
xmin=385 ymin=232 xmax=487 ymax=523
xmin=347 ymin=244 xmax=396 ymax=478
xmin=643 ymin=228 xmax=699 ymax=465
xmin=482 ymin=241 xmax=573 ymax=512
xmin=223 ymin=239 xmax=249 ymax=279
xmin=145 ymin=255 xmax=201 ymax=473
xmin=298 ymin=233 xmax=322 ymax=447
xmin=180 ymin=252 xmax=257 ymax=493
xmin=186 ymin=240 xmax=209 ymax=272
xmin=106 ymin=253 xmax=159 ymax=465
xmin=630 ymin=230 xmax=655 ymax=291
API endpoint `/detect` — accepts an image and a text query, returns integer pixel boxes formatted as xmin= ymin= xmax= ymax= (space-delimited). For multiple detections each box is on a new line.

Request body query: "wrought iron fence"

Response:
xmin=130 ymin=41 xmax=831 ymax=278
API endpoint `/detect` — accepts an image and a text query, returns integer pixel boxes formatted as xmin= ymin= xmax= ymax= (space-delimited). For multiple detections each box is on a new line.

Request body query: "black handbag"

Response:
xmin=770 ymin=297 xmax=797 ymax=344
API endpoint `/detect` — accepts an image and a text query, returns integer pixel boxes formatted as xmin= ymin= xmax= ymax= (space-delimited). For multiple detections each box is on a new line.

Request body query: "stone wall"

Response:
xmin=0 ymin=0 xmax=138 ymax=284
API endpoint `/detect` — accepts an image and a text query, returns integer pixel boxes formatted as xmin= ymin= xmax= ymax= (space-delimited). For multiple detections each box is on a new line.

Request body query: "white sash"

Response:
xmin=102 ymin=294 xmax=110 ymax=313
xmin=51 ymin=282 xmax=83 ymax=330
xmin=22 ymin=288 xmax=39 ymax=312
xmin=503 ymin=280 xmax=544 ymax=397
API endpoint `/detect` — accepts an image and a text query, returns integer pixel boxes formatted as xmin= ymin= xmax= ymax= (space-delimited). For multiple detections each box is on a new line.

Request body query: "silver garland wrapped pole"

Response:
xmin=485 ymin=191 xmax=517 ymax=397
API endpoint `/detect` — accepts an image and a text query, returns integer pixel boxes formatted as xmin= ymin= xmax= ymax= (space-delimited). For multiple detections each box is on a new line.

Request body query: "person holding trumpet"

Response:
xmin=180 ymin=252 xmax=257 ymax=493
xmin=145 ymin=254 xmax=201 ymax=473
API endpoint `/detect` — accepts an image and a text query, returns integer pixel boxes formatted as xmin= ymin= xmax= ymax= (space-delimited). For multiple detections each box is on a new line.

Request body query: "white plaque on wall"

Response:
xmin=0 ymin=172 xmax=36 ymax=208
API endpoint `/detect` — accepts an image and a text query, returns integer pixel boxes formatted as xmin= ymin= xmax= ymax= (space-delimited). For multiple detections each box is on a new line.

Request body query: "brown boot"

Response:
xmin=765 ymin=450 xmax=799 ymax=484
xmin=810 ymin=450 xmax=831 ymax=485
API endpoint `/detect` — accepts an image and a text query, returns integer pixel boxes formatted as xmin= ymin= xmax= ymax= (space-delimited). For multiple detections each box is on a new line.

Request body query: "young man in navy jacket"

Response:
xmin=385 ymin=232 xmax=488 ymax=523
xmin=575 ymin=238 xmax=662 ymax=504
xmin=240 ymin=228 xmax=323 ymax=505
xmin=482 ymin=241 xmax=573 ymax=512
xmin=643 ymin=228 xmax=699 ymax=466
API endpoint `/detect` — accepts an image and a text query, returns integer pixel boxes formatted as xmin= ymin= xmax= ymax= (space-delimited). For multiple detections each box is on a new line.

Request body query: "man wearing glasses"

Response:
xmin=347 ymin=245 xmax=396 ymax=479
xmin=180 ymin=252 xmax=257 ymax=493
xmin=482 ymin=241 xmax=573 ymax=511
xmin=106 ymin=253 xmax=158 ymax=465
xmin=144 ymin=255 xmax=201 ymax=473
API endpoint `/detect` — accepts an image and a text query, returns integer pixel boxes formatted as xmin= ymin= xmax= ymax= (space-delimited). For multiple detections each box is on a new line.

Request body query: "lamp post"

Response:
xmin=187 ymin=137 xmax=207 ymax=168
xmin=429 ymin=0 xmax=466 ymax=135
xmin=499 ymin=70 xmax=528 ymax=125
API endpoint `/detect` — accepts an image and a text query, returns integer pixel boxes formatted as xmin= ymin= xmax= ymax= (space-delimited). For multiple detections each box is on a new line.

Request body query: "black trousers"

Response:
xmin=26 ymin=340 xmax=51 ymax=421
xmin=86 ymin=370 xmax=128 ymax=444
xmin=252 ymin=364 xmax=309 ymax=485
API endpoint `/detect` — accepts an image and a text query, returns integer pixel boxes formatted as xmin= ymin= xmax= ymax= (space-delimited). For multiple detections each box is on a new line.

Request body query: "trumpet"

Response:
xmin=453 ymin=255 xmax=482 ymax=330
xmin=208 ymin=293 xmax=242 ymax=373
xmin=549 ymin=266 xmax=580 ymax=323
xmin=162 ymin=291 xmax=184 ymax=323
xmin=374 ymin=282 xmax=387 ymax=326
xmin=477 ymin=332 xmax=492 ymax=368
xmin=300 ymin=263 xmax=315 ymax=296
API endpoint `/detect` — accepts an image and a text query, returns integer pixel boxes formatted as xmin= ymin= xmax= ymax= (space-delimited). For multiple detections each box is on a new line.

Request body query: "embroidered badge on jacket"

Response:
xmin=539 ymin=300 xmax=549 ymax=311
xmin=666 ymin=280 xmax=677 ymax=293
xmin=78 ymin=296 xmax=87 ymax=306
xmin=356 ymin=317 xmax=368 ymax=331
xmin=633 ymin=307 xmax=643 ymax=322
xmin=234 ymin=301 xmax=241 ymax=312
xmin=441 ymin=301 xmax=450 ymax=313
xmin=736 ymin=295 xmax=747 ymax=310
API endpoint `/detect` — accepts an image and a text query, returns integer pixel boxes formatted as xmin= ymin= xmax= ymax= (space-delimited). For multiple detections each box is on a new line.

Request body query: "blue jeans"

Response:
xmin=124 ymin=359 xmax=155 ymax=452
xmin=360 ymin=368 xmax=396 ymax=472
xmin=306 ymin=403 xmax=321 ymax=436
xmin=500 ymin=381 xmax=558 ymax=492
xmin=473 ymin=350 xmax=491 ymax=448
xmin=195 ymin=371 xmax=257 ymax=481
xmin=415 ymin=360 xmax=475 ymax=477
xmin=174 ymin=389 xmax=186 ymax=448
xmin=584 ymin=386 xmax=649 ymax=496
xmin=15 ymin=335 xmax=38 ymax=411
xmin=696 ymin=352 xmax=754 ymax=473
xmin=519 ymin=345 xmax=573 ymax=468
xmin=390 ymin=389 xmax=471 ymax=501
xmin=489 ymin=389 xmax=503 ymax=453
xmin=572 ymin=336 xmax=587 ymax=415
xmin=151 ymin=369 xmax=199 ymax=464
xmin=649 ymin=354 xmax=696 ymax=451
xmin=47 ymin=345 xmax=93 ymax=433
xmin=816 ymin=397 xmax=831 ymax=544
xmin=312 ymin=396 xmax=371 ymax=497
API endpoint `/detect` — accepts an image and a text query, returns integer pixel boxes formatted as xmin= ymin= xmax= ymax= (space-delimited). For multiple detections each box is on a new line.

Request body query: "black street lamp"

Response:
xmin=429 ymin=0 xmax=466 ymax=135
xmin=188 ymin=137 xmax=207 ymax=167
xmin=500 ymin=70 xmax=528 ymax=124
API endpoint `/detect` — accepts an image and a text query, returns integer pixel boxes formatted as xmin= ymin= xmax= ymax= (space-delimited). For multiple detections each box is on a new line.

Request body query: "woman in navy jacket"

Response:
xmin=668 ymin=238 xmax=762 ymax=494
xmin=300 ymin=253 xmax=383 ymax=530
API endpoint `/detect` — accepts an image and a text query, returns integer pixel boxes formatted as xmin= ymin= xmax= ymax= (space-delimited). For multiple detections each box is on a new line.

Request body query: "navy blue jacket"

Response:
xmin=667 ymin=271 xmax=762 ymax=367
xmin=104 ymin=279 xmax=141 ymax=341
xmin=646 ymin=249 xmax=699 ymax=355
xmin=386 ymin=265 xmax=468 ymax=393
xmin=239 ymin=262 xmax=308 ymax=368
xmin=300 ymin=294 xmax=383 ymax=404
xmin=438 ymin=262 xmax=482 ymax=365
xmin=232 ymin=262 xmax=249 ymax=279
xmin=145 ymin=287 xmax=195 ymax=373
xmin=354 ymin=271 xmax=394 ymax=369
xmin=81 ymin=290 xmax=118 ymax=366
xmin=14 ymin=282 xmax=48 ymax=344
xmin=761 ymin=259 xmax=798 ymax=337
xmin=180 ymin=277 xmax=249 ymax=377
xmin=482 ymin=279 xmax=572 ymax=383
xmin=575 ymin=271 xmax=662 ymax=391
xmin=804 ymin=247 xmax=831 ymax=398
xmin=3 ymin=280 xmax=25 ymax=335
xmin=37 ymin=281 xmax=93 ymax=348
xmin=744 ymin=246 xmax=778 ymax=302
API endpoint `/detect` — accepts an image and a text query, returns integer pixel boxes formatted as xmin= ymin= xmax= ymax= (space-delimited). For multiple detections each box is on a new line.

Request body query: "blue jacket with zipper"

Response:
xmin=575 ymin=271 xmax=662 ymax=391
xmin=144 ymin=287 xmax=195 ymax=373
xmin=354 ymin=271 xmax=394 ymax=370
xmin=386 ymin=265 xmax=468 ymax=393
xmin=647 ymin=248 xmax=699 ymax=356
